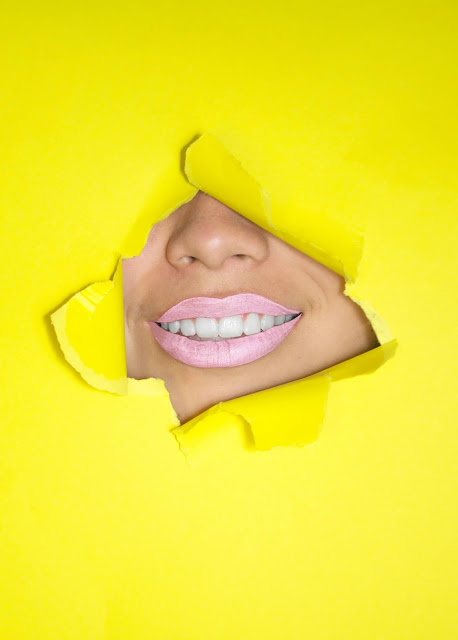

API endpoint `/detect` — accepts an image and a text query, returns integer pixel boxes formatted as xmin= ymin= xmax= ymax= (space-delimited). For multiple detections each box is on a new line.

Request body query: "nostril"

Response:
xmin=183 ymin=254 xmax=248 ymax=265
xmin=165 ymin=193 xmax=271 ymax=269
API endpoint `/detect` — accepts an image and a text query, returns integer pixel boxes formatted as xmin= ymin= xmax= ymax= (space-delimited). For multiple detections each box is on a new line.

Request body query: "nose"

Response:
xmin=165 ymin=192 xmax=270 ymax=270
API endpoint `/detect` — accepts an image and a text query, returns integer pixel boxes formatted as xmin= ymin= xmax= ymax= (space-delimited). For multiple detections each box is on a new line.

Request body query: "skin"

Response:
xmin=123 ymin=192 xmax=379 ymax=422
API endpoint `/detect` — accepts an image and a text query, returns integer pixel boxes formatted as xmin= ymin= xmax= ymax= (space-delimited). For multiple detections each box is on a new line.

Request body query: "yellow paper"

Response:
xmin=51 ymin=133 xmax=395 ymax=450
xmin=1 ymin=2 xmax=457 ymax=639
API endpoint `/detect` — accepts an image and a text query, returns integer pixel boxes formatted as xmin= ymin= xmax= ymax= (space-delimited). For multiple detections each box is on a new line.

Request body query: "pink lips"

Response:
xmin=150 ymin=294 xmax=301 ymax=369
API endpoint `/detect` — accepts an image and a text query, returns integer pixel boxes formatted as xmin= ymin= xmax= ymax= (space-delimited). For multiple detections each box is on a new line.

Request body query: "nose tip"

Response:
xmin=165 ymin=192 xmax=270 ymax=270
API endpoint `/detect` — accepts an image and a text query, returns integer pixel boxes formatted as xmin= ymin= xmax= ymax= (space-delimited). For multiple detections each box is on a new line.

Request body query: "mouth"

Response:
xmin=149 ymin=294 xmax=301 ymax=368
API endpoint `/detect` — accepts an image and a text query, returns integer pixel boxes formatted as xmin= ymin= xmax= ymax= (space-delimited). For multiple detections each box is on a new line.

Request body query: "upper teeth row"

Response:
xmin=158 ymin=313 xmax=297 ymax=339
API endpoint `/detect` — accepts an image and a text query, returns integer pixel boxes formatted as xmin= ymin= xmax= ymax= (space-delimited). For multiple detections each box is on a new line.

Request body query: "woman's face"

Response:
xmin=123 ymin=192 xmax=378 ymax=422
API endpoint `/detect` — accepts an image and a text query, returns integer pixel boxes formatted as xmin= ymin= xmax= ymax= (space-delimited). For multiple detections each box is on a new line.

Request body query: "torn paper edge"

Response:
xmin=50 ymin=133 xmax=397 ymax=452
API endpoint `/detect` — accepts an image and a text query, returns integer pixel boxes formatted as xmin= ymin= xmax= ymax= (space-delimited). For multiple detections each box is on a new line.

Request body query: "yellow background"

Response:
xmin=1 ymin=2 xmax=457 ymax=638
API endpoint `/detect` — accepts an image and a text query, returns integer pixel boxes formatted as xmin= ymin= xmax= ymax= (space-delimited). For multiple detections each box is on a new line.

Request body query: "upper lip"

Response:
xmin=156 ymin=294 xmax=300 ymax=323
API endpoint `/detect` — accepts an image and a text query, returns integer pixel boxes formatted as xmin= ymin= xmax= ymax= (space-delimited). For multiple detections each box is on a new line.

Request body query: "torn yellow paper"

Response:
xmin=185 ymin=133 xmax=364 ymax=280
xmin=173 ymin=339 xmax=397 ymax=452
xmin=184 ymin=133 xmax=273 ymax=232
xmin=51 ymin=262 xmax=127 ymax=394
xmin=174 ymin=374 xmax=330 ymax=452
xmin=51 ymin=133 xmax=396 ymax=451
xmin=51 ymin=262 xmax=179 ymax=427
xmin=121 ymin=165 xmax=198 ymax=259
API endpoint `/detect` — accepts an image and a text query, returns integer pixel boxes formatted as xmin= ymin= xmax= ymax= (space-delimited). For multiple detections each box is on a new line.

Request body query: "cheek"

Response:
xmin=123 ymin=254 xmax=162 ymax=302
xmin=122 ymin=257 xmax=152 ymax=319
xmin=122 ymin=257 xmax=144 ymax=290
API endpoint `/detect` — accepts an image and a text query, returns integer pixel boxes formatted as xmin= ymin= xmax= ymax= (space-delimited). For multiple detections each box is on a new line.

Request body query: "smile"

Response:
xmin=149 ymin=294 xmax=301 ymax=368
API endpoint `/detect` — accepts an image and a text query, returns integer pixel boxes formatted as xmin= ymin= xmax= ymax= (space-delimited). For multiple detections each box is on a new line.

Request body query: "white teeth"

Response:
xmin=159 ymin=313 xmax=298 ymax=338
xmin=180 ymin=319 xmax=196 ymax=336
xmin=244 ymin=312 xmax=261 ymax=335
xmin=195 ymin=317 xmax=219 ymax=338
xmin=260 ymin=314 xmax=275 ymax=331
xmin=219 ymin=315 xmax=244 ymax=338
xmin=168 ymin=320 xmax=180 ymax=333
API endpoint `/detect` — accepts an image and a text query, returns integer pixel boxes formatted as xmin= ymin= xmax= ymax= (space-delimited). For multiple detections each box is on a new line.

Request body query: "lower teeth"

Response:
xmin=187 ymin=335 xmax=231 ymax=341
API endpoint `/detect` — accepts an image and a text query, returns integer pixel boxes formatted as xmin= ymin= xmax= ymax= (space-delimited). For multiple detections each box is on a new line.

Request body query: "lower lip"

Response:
xmin=149 ymin=316 xmax=301 ymax=368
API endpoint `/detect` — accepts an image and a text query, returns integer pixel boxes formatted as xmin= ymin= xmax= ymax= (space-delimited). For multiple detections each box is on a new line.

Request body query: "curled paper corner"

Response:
xmin=184 ymin=133 xmax=274 ymax=232
xmin=183 ymin=133 xmax=364 ymax=282
xmin=172 ymin=340 xmax=397 ymax=454
xmin=50 ymin=132 xmax=396 ymax=453
xmin=170 ymin=405 xmax=255 ymax=464
xmin=172 ymin=373 xmax=330 ymax=454
xmin=322 ymin=338 xmax=397 ymax=383
xmin=51 ymin=262 xmax=127 ymax=395
xmin=50 ymin=262 xmax=177 ymax=420
xmin=344 ymin=282 xmax=395 ymax=347
xmin=120 ymin=164 xmax=198 ymax=260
